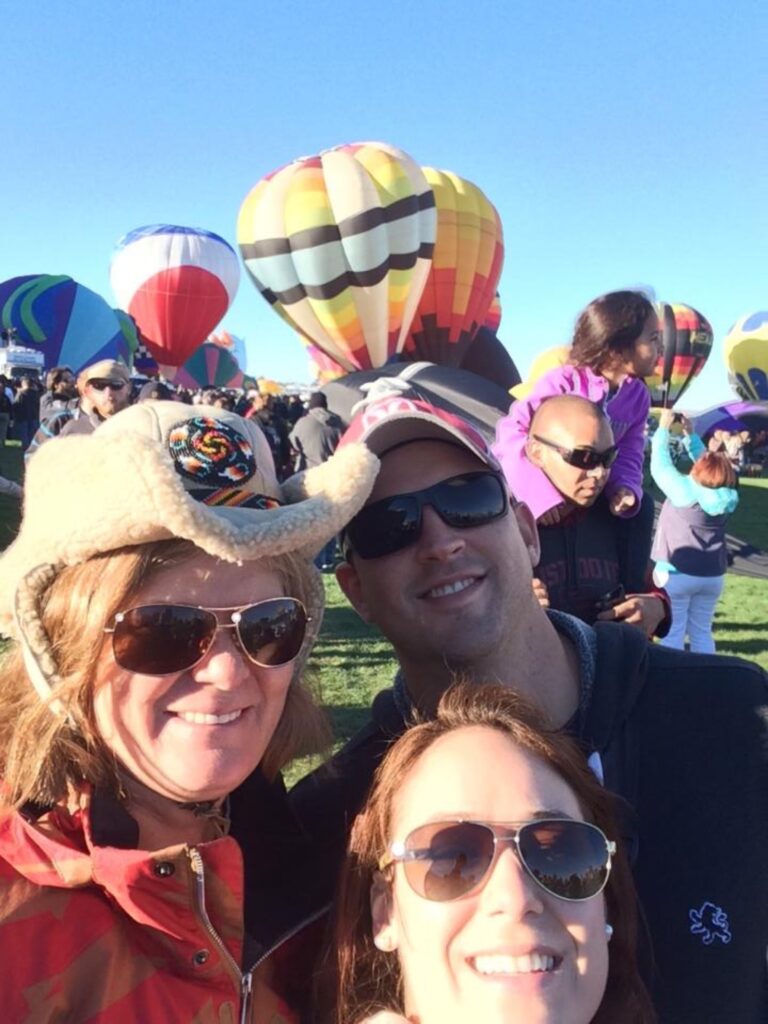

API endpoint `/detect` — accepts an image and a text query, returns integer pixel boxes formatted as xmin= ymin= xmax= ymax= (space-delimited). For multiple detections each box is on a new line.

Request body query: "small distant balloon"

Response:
xmin=0 ymin=274 xmax=130 ymax=373
xmin=404 ymin=168 xmax=504 ymax=366
xmin=237 ymin=141 xmax=437 ymax=372
xmin=173 ymin=342 xmax=244 ymax=391
xmin=724 ymin=311 xmax=768 ymax=401
xmin=110 ymin=225 xmax=240 ymax=368
xmin=208 ymin=329 xmax=248 ymax=371
xmin=646 ymin=303 xmax=713 ymax=408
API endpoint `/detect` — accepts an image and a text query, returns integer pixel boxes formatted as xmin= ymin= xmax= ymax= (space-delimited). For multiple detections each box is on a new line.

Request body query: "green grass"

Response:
xmin=0 ymin=444 xmax=23 ymax=551
xmin=729 ymin=478 xmax=768 ymax=551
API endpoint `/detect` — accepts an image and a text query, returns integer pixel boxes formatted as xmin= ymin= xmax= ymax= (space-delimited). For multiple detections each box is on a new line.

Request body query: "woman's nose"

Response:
xmin=478 ymin=842 xmax=546 ymax=917
xmin=192 ymin=627 xmax=253 ymax=688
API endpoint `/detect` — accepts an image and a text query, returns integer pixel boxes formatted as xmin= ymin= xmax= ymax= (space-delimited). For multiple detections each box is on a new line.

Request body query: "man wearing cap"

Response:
xmin=26 ymin=359 xmax=131 ymax=457
xmin=519 ymin=394 xmax=669 ymax=636
xmin=290 ymin=389 xmax=768 ymax=1024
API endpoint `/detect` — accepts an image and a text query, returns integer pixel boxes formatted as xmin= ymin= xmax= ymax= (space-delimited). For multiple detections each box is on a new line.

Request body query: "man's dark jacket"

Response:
xmin=290 ymin=622 xmax=768 ymax=1024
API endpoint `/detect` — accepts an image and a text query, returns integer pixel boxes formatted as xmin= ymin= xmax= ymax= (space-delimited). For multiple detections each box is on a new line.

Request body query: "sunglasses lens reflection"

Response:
xmin=237 ymin=599 xmax=307 ymax=666
xmin=113 ymin=605 xmax=215 ymax=674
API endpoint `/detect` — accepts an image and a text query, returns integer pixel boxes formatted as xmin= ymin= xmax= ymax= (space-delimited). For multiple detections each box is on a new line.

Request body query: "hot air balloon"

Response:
xmin=173 ymin=342 xmax=244 ymax=391
xmin=0 ymin=275 xmax=130 ymax=373
xmin=208 ymin=329 xmax=248 ymax=371
xmin=237 ymin=141 xmax=437 ymax=372
xmin=484 ymin=292 xmax=502 ymax=335
xmin=645 ymin=303 xmax=713 ymax=407
xmin=510 ymin=345 xmax=571 ymax=400
xmin=403 ymin=168 xmax=504 ymax=366
xmin=724 ymin=311 xmax=768 ymax=401
xmin=110 ymin=225 xmax=240 ymax=368
xmin=459 ymin=326 xmax=521 ymax=392
xmin=305 ymin=343 xmax=345 ymax=384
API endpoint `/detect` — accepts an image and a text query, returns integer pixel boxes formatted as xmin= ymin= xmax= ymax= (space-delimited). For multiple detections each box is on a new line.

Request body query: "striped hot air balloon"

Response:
xmin=237 ymin=141 xmax=437 ymax=372
xmin=0 ymin=275 xmax=130 ymax=373
xmin=646 ymin=303 xmax=713 ymax=408
xmin=724 ymin=311 xmax=768 ymax=401
xmin=404 ymin=168 xmax=504 ymax=366
xmin=110 ymin=225 xmax=240 ymax=368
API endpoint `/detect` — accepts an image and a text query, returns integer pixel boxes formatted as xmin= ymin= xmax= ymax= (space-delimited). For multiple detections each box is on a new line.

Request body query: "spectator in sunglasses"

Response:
xmin=520 ymin=395 xmax=669 ymax=637
xmin=0 ymin=402 xmax=377 ymax=1022
xmin=494 ymin=290 xmax=660 ymax=525
xmin=26 ymin=359 xmax=132 ymax=458
xmin=291 ymin=389 xmax=768 ymax=1023
xmin=332 ymin=684 xmax=654 ymax=1024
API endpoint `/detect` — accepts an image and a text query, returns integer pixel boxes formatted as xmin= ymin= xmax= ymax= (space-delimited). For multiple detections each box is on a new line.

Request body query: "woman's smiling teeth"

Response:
xmin=427 ymin=577 xmax=476 ymax=598
xmin=470 ymin=953 xmax=559 ymax=976
xmin=176 ymin=709 xmax=243 ymax=726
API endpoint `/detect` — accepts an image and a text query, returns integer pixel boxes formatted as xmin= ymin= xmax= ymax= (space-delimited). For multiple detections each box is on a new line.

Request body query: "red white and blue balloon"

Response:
xmin=110 ymin=225 xmax=240 ymax=368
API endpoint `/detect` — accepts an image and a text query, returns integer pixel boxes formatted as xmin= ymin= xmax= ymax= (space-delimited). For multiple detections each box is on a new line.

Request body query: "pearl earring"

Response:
xmin=605 ymin=923 xmax=614 ymax=942
xmin=374 ymin=934 xmax=393 ymax=952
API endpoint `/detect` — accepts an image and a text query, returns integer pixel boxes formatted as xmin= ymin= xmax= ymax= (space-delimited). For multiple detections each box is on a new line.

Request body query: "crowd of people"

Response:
xmin=0 ymin=289 xmax=765 ymax=1023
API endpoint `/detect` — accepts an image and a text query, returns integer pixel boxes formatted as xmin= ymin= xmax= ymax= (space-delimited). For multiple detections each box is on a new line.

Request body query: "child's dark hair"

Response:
xmin=570 ymin=291 xmax=656 ymax=373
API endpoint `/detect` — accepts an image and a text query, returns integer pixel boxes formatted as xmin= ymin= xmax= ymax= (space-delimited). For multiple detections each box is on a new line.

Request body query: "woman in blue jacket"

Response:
xmin=651 ymin=409 xmax=739 ymax=652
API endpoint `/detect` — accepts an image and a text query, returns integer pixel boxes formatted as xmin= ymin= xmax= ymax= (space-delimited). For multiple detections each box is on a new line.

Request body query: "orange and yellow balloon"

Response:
xmin=404 ymin=168 xmax=504 ymax=367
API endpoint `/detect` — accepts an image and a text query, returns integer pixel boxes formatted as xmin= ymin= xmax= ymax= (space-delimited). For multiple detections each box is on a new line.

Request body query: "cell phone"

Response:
xmin=594 ymin=584 xmax=626 ymax=613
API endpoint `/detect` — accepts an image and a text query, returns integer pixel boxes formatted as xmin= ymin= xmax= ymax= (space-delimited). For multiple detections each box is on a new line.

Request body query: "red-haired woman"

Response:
xmin=651 ymin=408 xmax=739 ymax=652
xmin=332 ymin=684 xmax=655 ymax=1024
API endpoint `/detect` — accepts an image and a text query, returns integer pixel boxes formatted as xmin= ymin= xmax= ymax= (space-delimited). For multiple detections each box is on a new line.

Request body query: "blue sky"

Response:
xmin=3 ymin=0 xmax=766 ymax=409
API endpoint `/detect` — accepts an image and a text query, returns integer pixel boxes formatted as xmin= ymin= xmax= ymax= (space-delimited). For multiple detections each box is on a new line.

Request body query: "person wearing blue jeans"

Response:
xmin=650 ymin=409 xmax=739 ymax=653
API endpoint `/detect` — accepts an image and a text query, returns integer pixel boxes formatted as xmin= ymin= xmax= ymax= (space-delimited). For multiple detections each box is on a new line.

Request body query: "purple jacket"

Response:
xmin=492 ymin=365 xmax=650 ymax=519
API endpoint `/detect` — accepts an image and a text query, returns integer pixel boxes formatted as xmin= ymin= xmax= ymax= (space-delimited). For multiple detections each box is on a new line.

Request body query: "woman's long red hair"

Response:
xmin=331 ymin=683 xmax=656 ymax=1024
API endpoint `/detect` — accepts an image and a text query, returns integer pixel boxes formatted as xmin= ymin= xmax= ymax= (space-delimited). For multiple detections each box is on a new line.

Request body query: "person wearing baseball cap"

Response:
xmin=25 ymin=358 xmax=133 ymax=458
xmin=291 ymin=383 xmax=768 ymax=1023
xmin=0 ymin=401 xmax=378 ymax=1021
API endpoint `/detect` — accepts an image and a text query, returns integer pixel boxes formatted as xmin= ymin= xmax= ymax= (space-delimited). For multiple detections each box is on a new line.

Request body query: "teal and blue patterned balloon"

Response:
xmin=0 ymin=275 xmax=130 ymax=373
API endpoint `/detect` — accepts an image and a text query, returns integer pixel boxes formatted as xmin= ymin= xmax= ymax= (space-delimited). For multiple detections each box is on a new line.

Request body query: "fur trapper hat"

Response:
xmin=0 ymin=402 xmax=379 ymax=705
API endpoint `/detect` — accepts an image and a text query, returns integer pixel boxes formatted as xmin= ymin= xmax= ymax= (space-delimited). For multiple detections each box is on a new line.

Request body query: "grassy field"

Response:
xmin=1 ymin=440 xmax=765 ymax=787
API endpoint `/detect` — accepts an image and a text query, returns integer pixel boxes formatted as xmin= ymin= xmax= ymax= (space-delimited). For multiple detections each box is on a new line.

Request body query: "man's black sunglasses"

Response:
xmin=531 ymin=434 xmax=618 ymax=470
xmin=344 ymin=471 xmax=509 ymax=560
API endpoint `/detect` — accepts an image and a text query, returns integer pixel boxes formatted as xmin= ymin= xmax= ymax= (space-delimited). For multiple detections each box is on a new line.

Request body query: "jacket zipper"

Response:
xmin=188 ymin=847 xmax=255 ymax=1022
xmin=189 ymin=848 xmax=331 ymax=1021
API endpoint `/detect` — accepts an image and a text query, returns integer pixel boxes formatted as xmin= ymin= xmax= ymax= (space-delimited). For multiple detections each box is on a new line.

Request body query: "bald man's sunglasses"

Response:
xmin=532 ymin=435 xmax=618 ymax=470
xmin=344 ymin=471 xmax=509 ymax=560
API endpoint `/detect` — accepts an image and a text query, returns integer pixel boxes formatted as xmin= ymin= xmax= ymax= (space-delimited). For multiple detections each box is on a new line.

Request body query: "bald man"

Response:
xmin=518 ymin=395 xmax=668 ymax=635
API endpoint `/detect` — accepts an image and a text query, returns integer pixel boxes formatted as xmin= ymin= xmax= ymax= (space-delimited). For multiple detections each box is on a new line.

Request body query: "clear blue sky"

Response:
xmin=3 ymin=0 xmax=766 ymax=410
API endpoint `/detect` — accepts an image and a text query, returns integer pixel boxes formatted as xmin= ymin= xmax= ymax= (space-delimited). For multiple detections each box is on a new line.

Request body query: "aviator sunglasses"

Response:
xmin=380 ymin=818 xmax=615 ymax=903
xmin=531 ymin=434 xmax=619 ymax=471
xmin=344 ymin=471 xmax=509 ymax=560
xmin=104 ymin=598 xmax=309 ymax=675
